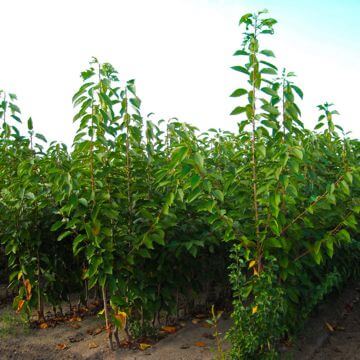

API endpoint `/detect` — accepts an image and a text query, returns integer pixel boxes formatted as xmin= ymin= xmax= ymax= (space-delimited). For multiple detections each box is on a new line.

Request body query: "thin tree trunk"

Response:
xmin=102 ymin=285 xmax=114 ymax=350
xmin=37 ymin=251 xmax=44 ymax=322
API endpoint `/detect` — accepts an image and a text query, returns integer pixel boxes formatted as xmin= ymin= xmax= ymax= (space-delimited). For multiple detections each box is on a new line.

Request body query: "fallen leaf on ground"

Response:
xmin=54 ymin=316 xmax=65 ymax=322
xmin=69 ymin=316 xmax=82 ymax=322
xmin=139 ymin=343 xmax=151 ymax=351
xmin=192 ymin=318 xmax=201 ymax=324
xmin=89 ymin=341 xmax=98 ymax=349
xmin=200 ymin=322 xmax=212 ymax=328
xmin=70 ymin=323 xmax=81 ymax=329
xmin=56 ymin=343 xmax=67 ymax=350
xmin=161 ymin=326 xmax=177 ymax=334
xmin=39 ymin=322 xmax=48 ymax=329
xmin=195 ymin=314 xmax=207 ymax=319
xmin=195 ymin=341 xmax=206 ymax=347
xmin=325 ymin=322 xmax=335 ymax=332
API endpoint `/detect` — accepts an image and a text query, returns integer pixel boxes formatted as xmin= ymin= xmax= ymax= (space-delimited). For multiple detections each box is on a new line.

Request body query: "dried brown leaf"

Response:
xmin=89 ymin=341 xmax=99 ymax=349
xmin=56 ymin=343 xmax=67 ymax=350
xmin=161 ymin=326 xmax=177 ymax=334
xmin=325 ymin=322 xmax=335 ymax=332
xmin=195 ymin=341 xmax=206 ymax=347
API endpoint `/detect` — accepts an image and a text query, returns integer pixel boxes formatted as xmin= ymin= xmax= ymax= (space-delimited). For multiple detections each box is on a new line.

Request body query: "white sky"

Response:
xmin=1 ymin=0 xmax=359 ymax=145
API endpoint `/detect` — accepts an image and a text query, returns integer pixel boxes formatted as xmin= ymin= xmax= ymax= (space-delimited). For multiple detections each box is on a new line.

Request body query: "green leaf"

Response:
xmin=233 ymin=49 xmax=249 ymax=56
xmin=73 ymin=234 xmax=86 ymax=256
xmin=230 ymin=88 xmax=248 ymax=97
xmin=190 ymin=174 xmax=201 ymax=189
xmin=58 ymin=231 xmax=72 ymax=241
xmin=213 ymin=190 xmax=224 ymax=202
xmin=291 ymin=85 xmax=304 ymax=99
xmin=171 ymin=146 xmax=189 ymax=165
xmin=27 ymin=117 xmax=33 ymax=130
xmin=239 ymin=13 xmax=252 ymax=24
xmin=260 ymin=49 xmax=275 ymax=57
xmin=344 ymin=172 xmax=353 ymax=184
xmin=231 ymin=66 xmax=249 ymax=75
xmin=51 ymin=221 xmax=64 ymax=232
xmin=291 ymin=148 xmax=303 ymax=160
xmin=230 ymin=106 xmax=246 ymax=116
xmin=261 ymin=87 xmax=278 ymax=97
xmin=257 ymin=144 xmax=266 ymax=158
xmin=262 ymin=104 xmax=280 ymax=115
xmin=261 ymin=68 xmax=277 ymax=75
xmin=265 ymin=237 xmax=282 ymax=248
xmin=194 ymin=153 xmax=204 ymax=169
xmin=340 ymin=180 xmax=350 ymax=196
xmin=336 ymin=229 xmax=351 ymax=243
xmin=35 ymin=133 xmax=47 ymax=142
xmin=79 ymin=198 xmax=88 ymax=207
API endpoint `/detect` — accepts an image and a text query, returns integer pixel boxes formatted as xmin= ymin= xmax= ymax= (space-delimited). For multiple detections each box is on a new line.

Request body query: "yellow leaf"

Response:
xmin=253 ymin=268 xmax=259 ymax=276
xmin=92 ymin=226 xmax=100 ymax=236
xmin=139 ymin=343 xmax=151 ymax=351
xmin=249 ymin=260 xmax=256 ymax=269
xmin=252 ymin=305 xmax=258 ymax=315
xmin=39 ymin=322 xmax=48 ymax=329
xmin=325 ymin=322 xmax=334 ymax=332
xmin=114 ymin=311 xmax=127 ymax=330
xmin=56 ymin=343 xmax=67 ymax=350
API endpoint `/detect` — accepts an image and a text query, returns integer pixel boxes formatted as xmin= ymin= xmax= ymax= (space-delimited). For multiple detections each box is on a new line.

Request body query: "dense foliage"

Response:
xmin=0 ymin=10 xmax=359 ymax=358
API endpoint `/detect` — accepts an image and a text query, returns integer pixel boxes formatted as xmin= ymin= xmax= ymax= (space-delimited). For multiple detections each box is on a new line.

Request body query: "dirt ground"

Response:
xmin=282 ymin=282 xmax=360 ymax=359
xmin=1 ymin=283 xmax=360 ymax=359
xmin=0 ymin=302 xmax=231 ymax=360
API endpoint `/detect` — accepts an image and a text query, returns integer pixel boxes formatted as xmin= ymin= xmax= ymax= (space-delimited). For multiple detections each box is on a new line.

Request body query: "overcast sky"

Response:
xmin=1 ymin=0 xmax=359 ymax=145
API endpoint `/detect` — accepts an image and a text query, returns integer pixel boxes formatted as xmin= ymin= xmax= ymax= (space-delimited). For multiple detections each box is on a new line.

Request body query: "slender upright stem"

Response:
xmin=250 ymin=20 xmax=260 ymax=267
xmin=102 ymin=284 xmax=114 ymax=350
xmin=125 ymin=95 xmax=132 ymax=235
xmin=37 ymin=250 xmax=44 ymax=321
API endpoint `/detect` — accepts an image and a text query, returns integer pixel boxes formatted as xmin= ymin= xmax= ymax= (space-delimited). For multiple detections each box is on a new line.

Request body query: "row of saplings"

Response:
xmin=0 ymin=10 xmax=360 ymax=359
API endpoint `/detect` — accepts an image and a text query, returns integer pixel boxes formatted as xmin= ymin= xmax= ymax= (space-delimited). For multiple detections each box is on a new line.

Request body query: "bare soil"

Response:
xmin=2 ymin=283 xmax=360 ymax=359
xmin=0 ymin=304 xmax=231 ymax=360
xmin=282 ymin=282 xmax=360 ymax=359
